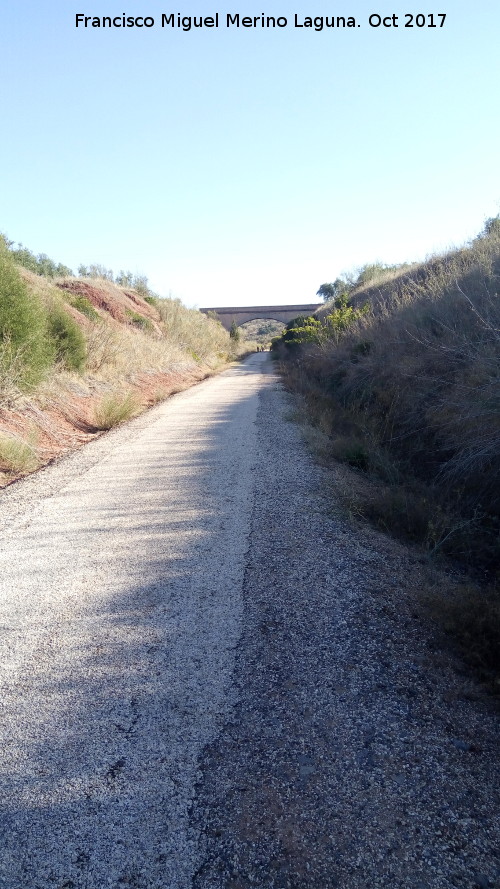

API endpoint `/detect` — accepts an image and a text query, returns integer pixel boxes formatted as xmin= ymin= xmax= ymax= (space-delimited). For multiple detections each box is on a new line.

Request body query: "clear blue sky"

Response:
xmin=1 ymin=1 xmax=499 ymax=307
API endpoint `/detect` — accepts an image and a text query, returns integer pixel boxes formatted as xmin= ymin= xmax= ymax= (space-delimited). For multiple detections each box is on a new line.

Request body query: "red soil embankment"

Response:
xmin=0 ymin=365 xmax=212 ymax=488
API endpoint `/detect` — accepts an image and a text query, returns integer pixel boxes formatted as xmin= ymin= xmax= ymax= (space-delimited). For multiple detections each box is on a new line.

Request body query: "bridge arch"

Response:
xmin=200 ymin=304 xmax=321 ymax=332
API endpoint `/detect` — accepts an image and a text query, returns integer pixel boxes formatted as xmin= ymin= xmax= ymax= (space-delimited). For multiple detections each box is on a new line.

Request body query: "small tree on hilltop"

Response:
xmin=317 ymin=279 xmax=352 ymax=302
xmin=317 ymin=282 xmax=336 ymax=301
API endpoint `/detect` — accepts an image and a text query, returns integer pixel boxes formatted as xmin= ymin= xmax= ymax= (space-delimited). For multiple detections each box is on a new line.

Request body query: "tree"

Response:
xmin=229 ymin=320 xmax=241 ymax=342
xmin=78 ymin=263 xmax=114 ymax=281
xmin=115 ymin=270 xmax=134 ymax=287
xmin=317 ymin=278 xmax=352 ymax=301
xmin=482 ymin=215 xmax=500 ymax=238
xmin=7 ymin=243 xmax=73 ymax=278
xmin=317 ymin=283 xmax=336 ymax=301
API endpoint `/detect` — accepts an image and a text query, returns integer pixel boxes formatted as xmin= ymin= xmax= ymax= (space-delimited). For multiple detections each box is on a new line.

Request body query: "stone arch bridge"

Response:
xmin=199 ymin=304 xmax=321 ymax=332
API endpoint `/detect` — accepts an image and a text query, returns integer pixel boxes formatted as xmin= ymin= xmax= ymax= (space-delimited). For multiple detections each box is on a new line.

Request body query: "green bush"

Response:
xmin=330 ymin=436 xmax=370 ymax=470
xmin=276 ymin=302 xmax=368 ymax=352
xmin=68 ymin=294 xmax=100 ymax=321
xmin=126 ymin=310 xmax=154 ymax=332
xmin=281 ymin=316 xmax=323 ymax=348
xmin=0 ymin=239 xmax=54 ymax=392
xmin=47 ymin=304 xmax=86 ymax=371
xmin=323 ymin=294 xmax=369 ymax=339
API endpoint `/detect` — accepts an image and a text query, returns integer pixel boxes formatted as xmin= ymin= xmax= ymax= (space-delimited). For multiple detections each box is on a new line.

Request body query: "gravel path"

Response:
xmin=1 ymin=354 xmax=499 ymax=889
xmin=0 ymin=356 xmax=267 ymax=888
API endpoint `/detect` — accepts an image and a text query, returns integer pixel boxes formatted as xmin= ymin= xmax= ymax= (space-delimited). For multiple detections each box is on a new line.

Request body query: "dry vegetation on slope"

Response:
xmin=0 ymin=237 xmax=244 ymax=485
xmin=273 ymin=218 xmax=500 ymax=681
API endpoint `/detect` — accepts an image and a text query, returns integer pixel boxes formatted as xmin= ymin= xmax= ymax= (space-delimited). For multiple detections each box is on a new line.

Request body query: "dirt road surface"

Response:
xmin=0 ymin=354 xmax=498 ymax=889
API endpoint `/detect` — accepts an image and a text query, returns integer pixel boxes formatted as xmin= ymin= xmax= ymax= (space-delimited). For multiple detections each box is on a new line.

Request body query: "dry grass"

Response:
xmin=279 ymin=220 xmax=500 ymax=680
xmin=0 ymin=339 xmax=31 ymax=405
xmin=81 ymin=291 xmax=235 ymax=379
xmin=155 ymin=296 xmax=232 ymax=363
xmin=282 ymin=222 xmax=500 ymax=572
xmin=93 ymin=391 xmax=140 ymax=430
xmin=0 ymin=432 xmax=38 ymax=473
xmin=85 ymin=320 xmax=187 ymax=377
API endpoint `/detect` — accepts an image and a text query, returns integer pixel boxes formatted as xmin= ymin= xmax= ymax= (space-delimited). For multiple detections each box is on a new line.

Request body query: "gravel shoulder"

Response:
xmin=191 ymin=361 xmax=500 ymax=889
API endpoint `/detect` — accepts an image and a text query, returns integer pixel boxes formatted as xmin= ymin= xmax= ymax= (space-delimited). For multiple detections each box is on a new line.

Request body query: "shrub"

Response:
xmin=0 ymin=239 xmax=54 ymax=394
xmin=276 ymin=301 xmax=368 ymax=352
xmin=126 ymin=310 xmax=154 ymax=332
xmin=0 ymin=433 xmax=38 ymax=473
xmin=115 ymin=271 xmax=156 ymax=298
xmin=47 ymin=304 xmax=86 ymax=371
xmin=129 ymin=275 xmax=153 ymax=298
xmin=84 ymin=322 xmax=120 ymax=372
xmin=93 ymin=391 xmax=140 ymax=429
xmin=330 ymin=436 xmax=370 ymax=470
xmin=68 ymin=294 xmax=100 ymax=321
xmin=323 ymin=294 xmax=369 ymax=340
xmin=281 ymin=316 xmax=323 ymax=348
xmin=428 ymin=584 xmax=500 ymax=681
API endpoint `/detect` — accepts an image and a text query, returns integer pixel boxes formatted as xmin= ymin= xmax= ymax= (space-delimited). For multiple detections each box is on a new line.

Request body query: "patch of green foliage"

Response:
xmin=281 ymin=316 xmax=323 ymax=348
xmin=323 ymin=294 xmax=369 ymax=339
xmin=68 ymin=294 xmax=100 ymax=321
xmin=273 ymin=297 xmax=369 ymax=352
xmin=0 ymin=239 xmax=55 ymax=391
xmin=126 ymin=310 xmax=154 ymax=332
xmin=47 ymin=304 xmax=87 ymax=371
